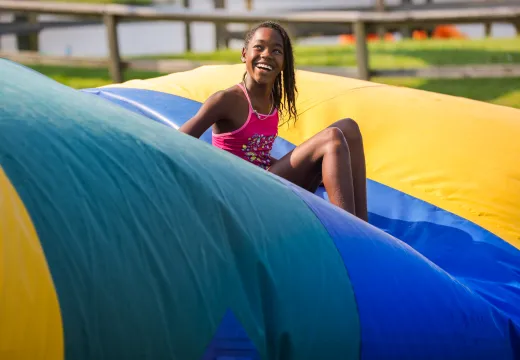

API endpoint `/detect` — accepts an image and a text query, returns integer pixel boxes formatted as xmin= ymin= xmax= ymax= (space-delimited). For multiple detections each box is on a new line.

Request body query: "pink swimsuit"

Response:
xmin=212 ymin=83 xmax=279 ymax=170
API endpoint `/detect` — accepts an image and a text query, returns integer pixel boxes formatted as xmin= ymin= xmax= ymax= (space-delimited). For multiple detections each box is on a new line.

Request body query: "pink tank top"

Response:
xmin=212 ymin=83 xmax=279 ymax=170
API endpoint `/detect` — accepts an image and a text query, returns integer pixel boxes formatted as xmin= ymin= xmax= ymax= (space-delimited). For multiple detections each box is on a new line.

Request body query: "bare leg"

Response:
xmin=327 ymin=118 xmax=368 ymax=221
xmin=269 ymin=127 xmax=357 ymax=216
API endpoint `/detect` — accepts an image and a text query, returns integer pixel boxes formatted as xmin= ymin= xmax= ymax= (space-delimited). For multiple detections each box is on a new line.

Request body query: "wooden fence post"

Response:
xmin=245 ymin=0 xmax=253 ymax=32
xmin=214 ymin=0 xmax=228 ymax=50
xmin=400 ymin=0 xmax=412 ymax=38
xmin=354 ymin=21 xmax=370 ymax=80
xmin=14 ymin=13 xmax=39 ymax=51
xmin=183 ymin=0 xmax=191 ymax=52
xmin=375 ymin=0 xmax=386 ymax=39
xmin=484 ymin=22 xmax=492 ymax=37
xmin=104 ymin=13 xmax=123 ymax=84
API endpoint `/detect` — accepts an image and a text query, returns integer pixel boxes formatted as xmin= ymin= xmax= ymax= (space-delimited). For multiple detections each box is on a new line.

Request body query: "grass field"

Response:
xmin=138 ymin=37 xmax=520 ymax=69
xmin=24 ymin=37 xmax=520 ymax=109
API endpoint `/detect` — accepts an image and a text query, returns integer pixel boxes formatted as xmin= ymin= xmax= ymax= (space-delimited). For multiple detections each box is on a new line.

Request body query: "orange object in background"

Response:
xmin=384 ymin=33 xmax=395 ymax=41
xmin=412 ymin=30 xmax=428 ymax=40
xmin=338 ymin=24 xmax=466 ymax=44
xmin=339 ymin=34 xmax=355 ymax=44
xmin=339 ymin=32 xmax=394 ymax=44
xmin=433 ymin=25 xmax=467 ymax=39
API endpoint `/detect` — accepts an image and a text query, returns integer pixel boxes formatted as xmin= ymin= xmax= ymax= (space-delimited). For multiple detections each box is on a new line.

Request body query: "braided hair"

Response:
xmin=243 ymin=21 xmax=298 ymax=125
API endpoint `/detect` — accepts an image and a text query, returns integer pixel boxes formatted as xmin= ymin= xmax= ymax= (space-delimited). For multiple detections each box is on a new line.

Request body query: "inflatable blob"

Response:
xmin=1 ymin=58 xmax=519 ymax=360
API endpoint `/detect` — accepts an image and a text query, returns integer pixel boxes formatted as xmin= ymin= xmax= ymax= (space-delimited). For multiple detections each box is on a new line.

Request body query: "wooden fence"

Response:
xmin=1 ymin=0 xmax=520 ymax=82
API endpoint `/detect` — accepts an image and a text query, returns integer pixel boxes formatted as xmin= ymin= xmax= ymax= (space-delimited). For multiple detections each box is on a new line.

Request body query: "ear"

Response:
xmin=241 ymin=47 xmax=246 ymax=63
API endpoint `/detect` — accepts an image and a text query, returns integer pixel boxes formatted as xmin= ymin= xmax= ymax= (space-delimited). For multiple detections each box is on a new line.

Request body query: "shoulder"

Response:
xmin=206 ymin=85 xmax=245 ymax=108
xmin=179 ymin=84 xmax=248 ymax=137
xmin=201 ymin=85 xmax=248 ymax=122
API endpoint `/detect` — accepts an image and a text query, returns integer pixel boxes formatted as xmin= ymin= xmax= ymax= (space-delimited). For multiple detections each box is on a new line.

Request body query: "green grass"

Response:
xmin=26 ymin=64 xmax=520 ymax=109
xmin=27 ymin=65 xmax=160 ymax=89
xmin=372 ymin=77 xmax=520 ymax=109
xmin=136 ymin=37 xmax=520 ymax=69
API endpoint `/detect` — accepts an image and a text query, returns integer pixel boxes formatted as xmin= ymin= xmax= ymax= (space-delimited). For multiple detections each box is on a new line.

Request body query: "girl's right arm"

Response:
xmin=178 ymin=91 xmax=230 ymax=139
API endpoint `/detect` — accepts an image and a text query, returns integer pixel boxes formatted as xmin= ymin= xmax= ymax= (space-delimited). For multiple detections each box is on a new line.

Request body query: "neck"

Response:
xmin=243 ymin=75 xmax=273 ymax=101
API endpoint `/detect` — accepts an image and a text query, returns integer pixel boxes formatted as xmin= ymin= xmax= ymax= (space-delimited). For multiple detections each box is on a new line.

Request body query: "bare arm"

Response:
xmin=178 ymin=91 xmax=229 ymax=139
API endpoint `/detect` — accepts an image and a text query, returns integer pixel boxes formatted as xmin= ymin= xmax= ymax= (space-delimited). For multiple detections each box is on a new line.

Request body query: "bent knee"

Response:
xmin=322 ymin=127 xmax=349 ymax=152
xmin=323 ymin=126 xmax=346 ymax=142
xmin=335 ymin=118 xmax=362 ymax=143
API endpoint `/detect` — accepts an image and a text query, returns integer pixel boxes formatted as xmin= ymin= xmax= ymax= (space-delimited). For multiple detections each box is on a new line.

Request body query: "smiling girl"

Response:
xmin=179 ymin=21 xmax=368 ymax=221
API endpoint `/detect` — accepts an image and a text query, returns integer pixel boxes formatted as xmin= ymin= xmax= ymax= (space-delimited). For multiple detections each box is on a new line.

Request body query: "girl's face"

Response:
xmin=242 ymin=27 xmax=285 ymax=85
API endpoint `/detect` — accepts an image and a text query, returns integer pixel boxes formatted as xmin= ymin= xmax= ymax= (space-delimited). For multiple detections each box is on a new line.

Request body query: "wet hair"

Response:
xmin=243 ymin=21 xmax=298 ymax=125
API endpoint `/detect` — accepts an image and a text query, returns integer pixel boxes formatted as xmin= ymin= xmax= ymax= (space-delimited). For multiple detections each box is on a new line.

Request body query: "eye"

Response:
xmin=274 ymin=49 xmax=283 ymax=54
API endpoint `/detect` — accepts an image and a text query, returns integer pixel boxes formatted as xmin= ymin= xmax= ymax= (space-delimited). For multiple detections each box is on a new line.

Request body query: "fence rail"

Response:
xmin=3 ymin=50 xmax=520 ymax=80
xmin=2 ymin=1 xmax=520 ymax=24
xmin=1 ymin=0 xmax=520 ymax=82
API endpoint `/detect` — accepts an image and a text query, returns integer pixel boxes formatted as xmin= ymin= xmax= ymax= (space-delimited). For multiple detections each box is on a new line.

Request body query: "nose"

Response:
xmin=261 ymin=48 xmax=272 ymax=58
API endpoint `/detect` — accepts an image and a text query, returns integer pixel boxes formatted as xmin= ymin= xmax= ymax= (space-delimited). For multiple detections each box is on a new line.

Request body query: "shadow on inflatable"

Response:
xmin=1 ymin=59 xmax=519 ymax=360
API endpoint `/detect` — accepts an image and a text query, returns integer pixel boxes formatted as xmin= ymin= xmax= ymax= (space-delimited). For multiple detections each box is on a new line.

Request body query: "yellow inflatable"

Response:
xmin=110 ymin=64 xmax=520 ymax=248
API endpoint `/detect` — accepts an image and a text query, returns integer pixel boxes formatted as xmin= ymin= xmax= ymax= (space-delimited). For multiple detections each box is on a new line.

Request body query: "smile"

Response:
xmin=256 ymin=63 xmax=273 ymax=71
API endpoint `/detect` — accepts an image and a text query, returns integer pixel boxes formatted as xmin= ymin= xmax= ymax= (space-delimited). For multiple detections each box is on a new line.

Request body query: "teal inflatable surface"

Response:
xmin=0 ymin=59 xmax=519 ymax=359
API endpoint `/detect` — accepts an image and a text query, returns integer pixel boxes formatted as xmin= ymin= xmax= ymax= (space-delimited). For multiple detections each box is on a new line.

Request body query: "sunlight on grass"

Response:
xmin=369 ymin=54 xmax=425 ymax=68
xmin=373 ymin=77 xmax=520 ymax=108
xmin=373 ymin=77 xmax=424 ymax=88
xmin=136 ymin=38 xmax=520 ymax=69
xmin=52 ymin=75 xmax=114 ymax=89
xmin=491 ymin=90 xmax=520 ymax=109
xmin=27 ymin=65 xmax=162 ymax=88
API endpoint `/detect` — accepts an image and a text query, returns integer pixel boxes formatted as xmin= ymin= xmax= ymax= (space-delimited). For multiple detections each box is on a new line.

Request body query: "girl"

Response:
xmin=179 ymin=21 xmax=368 ymax=221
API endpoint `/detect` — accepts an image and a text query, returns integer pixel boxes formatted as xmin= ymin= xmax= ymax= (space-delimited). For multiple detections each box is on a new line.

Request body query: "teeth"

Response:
xmin=257 ymin=64 xmax=272 ymax=71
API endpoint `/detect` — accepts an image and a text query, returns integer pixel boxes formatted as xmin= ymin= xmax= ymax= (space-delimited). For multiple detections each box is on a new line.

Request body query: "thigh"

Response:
xmin=268 ymin=133 xmax=326 ymax=192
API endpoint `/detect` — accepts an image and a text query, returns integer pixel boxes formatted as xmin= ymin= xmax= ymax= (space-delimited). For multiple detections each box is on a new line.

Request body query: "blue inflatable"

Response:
xmin=1 ymin=59 xmax=519 ymax=359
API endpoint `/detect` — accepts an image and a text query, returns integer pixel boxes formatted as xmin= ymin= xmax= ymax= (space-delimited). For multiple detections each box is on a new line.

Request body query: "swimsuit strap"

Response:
xmin=237 ymin=82 xmax=274 ymax=117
